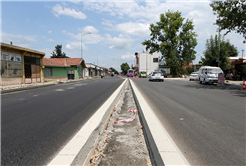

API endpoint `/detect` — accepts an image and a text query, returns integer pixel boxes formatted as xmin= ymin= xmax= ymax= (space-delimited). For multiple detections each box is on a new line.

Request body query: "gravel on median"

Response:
xmin=88 ymin=80 xmax=151 ymax=166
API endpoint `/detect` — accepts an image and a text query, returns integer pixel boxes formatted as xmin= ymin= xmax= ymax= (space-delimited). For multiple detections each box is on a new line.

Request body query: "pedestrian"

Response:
xmin=101 ymin=73 xmax=104 ymax=78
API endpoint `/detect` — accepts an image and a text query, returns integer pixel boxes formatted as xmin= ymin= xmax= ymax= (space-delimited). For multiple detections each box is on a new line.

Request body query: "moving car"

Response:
xmin=198 ymin=66 xmax=223 ymax=84
xmin=189 ymin=72 xmax=199 ymax=81
xmin=139 ymin=71 xmax=147 ymax=78
xmin=149 ymin=71 xmax=164 ymax=82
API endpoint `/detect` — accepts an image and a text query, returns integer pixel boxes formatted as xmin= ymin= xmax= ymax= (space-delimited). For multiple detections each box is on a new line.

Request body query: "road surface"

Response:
xmin=1 ymin=77 xmax=123 ymax=166
xmin=133 ymin=78 xmax=245 ymax=166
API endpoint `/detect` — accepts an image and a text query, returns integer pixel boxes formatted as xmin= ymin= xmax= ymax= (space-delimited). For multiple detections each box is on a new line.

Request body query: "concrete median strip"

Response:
xmin=47 ymin=79 xmax=127 ymax=166
xmin=130 ymin=79 xmax=191 ymax=166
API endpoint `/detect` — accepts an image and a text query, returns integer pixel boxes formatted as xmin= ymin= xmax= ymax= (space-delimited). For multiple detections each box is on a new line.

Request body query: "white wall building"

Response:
xmin=85 ymin=63 xmax=96 ymax=77
xmin=136 ymin=51 xmax=159 ymax=74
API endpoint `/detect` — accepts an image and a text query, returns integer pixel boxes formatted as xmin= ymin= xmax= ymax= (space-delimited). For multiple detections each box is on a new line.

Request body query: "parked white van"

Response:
xmin=198 ymin=66 xmax=223 ymax=84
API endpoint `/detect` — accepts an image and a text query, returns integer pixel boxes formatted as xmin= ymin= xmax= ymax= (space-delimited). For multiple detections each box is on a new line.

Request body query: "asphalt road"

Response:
xmin=1 ymin=77 xmax=124 ymax=166
xmin=132 ymin=78 xmax=246 ymax=166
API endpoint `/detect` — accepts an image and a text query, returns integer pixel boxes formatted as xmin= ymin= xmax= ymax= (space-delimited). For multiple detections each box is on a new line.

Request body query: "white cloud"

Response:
xmin=78 ymin=26 xmax=99 ymax=34
xmin=115 ymin=22 xmax=150 ymax=36
xmin=105 ymin=34 xmax=134 ymax=50
xmin=63 ymin=28 xmax=103 ymax=44
xmin=48 ymin=31 xmax=52 ymax=33
xmin=47 ymin=39 xmax=54 ymax=41
xmin=52 ymin=4 xmax=86 ymax=19
xmin=121 ymin=53 xmax=135 ymax=60
xmin=66 ymin=41 xmax=89 ymax=51
xmin=101 ymin=19 xmax=115 ymax=29
xmin=68 ymin=0 xmax=82 ymax=4
xmin=1 ymin=31 xmax=37 ymax=47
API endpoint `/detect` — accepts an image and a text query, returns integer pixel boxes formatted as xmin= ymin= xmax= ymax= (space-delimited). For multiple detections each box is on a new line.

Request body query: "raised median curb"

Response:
xmin=47 ymin=79 xmax=127 ymax=166
xmin=129 ymin=79 xmax=191 ymax=166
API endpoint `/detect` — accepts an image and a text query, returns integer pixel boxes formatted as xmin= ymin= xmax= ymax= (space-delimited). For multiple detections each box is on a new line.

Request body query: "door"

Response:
xmin=25 ymin=64 xmax=32 ymax=84
xmin=67 ymin=70 xmax=74 ymax=80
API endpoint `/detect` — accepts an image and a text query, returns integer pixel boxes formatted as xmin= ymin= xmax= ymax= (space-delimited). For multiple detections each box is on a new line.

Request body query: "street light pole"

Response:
xmin=81 ymin=32 xmax=91 ymax=59
xmin=97 ymin=51 xmax=102 ymax=66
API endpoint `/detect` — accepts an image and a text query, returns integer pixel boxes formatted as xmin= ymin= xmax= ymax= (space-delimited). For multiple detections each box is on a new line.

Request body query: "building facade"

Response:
xmin=43 ymin=58 xmax=86 ymax=81
xmin=135 ymin=51 xmax=159 ymax=74
xmin=1 ymin=42 xmax=45 ymax=86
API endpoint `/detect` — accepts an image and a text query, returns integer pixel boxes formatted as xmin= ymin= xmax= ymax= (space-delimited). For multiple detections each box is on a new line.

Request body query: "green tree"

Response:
xmin=142 ymin=11 xmax=198 ymax=75
xmin=120 ymin=62 xmax=130 ymax=75
xmin=109 ymin=67 xmax=119 ymax=75
xmin=201 ymin=35 xmax=238 ymax=70
xmin=210 ymin=0 xmax=246 ymax=43
xmin=51 ymin=45 xmax=69 ymax=58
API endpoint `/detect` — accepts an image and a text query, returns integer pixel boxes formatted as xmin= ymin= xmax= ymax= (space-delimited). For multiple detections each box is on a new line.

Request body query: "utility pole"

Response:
xmin=218 ymin=27 xmax=221 ymax=67
xmin=242 ymin=50 xmax=244 ymax=59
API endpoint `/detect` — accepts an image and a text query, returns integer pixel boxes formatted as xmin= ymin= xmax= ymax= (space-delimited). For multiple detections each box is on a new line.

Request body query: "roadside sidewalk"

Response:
xmin=224 ymin=80 xmax=244 ymax=89
xmin=0 ymin=76 xmax=101 ymax=94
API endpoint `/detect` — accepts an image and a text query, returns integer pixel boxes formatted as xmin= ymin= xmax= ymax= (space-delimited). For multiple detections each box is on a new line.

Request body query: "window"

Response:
xmin=153 ymin=58 xmax=158 ymax=62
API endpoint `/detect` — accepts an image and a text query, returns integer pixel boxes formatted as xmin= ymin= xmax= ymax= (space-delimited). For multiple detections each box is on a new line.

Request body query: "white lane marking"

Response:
xmin=55 ymin=89 xmax=64 ymax=91
xmin=47 ymin=79 xmax=127 ymax=166
xmin=130 ymin=79 xmax=190 ymax=166
xmin=33 ymin=94 xmax=38 ymax=97
xmin=67 ymin=87 xmax=74 ymax=89
xmin=74 ymin=83 xmax=87 ymax=86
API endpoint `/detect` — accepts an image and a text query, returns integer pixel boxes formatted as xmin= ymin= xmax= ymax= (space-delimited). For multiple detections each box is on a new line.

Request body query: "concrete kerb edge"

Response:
xmin=129 ymin=79 xmax=191 ymax=166
xmin=46 ymin=79 xmax=127 ymax=166
xmin=129 ymin=79 xmax=165 ymax=166
xmin=76 ymin=79 xmax=127 ymax=166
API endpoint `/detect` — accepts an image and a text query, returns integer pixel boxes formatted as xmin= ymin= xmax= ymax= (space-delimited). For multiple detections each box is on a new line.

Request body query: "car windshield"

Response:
xmin=207 ymin=69 xmax=223 ymax=74
xmin=191 ymin=72 xmax=198 ymax=74
xmin=141 ymin=72 xmax=146 ymax=74
xmin=153 ymin=72 xmax=161 ymax=74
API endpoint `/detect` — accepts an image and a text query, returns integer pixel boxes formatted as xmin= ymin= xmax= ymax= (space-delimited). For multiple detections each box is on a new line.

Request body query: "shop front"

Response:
xmin=0 ymin=42 xmax=45 ymax=86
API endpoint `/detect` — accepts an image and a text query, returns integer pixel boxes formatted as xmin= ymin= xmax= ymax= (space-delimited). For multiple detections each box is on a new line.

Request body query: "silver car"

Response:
xmin=149 ymin=71 xmax=164 ymax=82
xmin=189 ymin=72 xmax=199 ymax=81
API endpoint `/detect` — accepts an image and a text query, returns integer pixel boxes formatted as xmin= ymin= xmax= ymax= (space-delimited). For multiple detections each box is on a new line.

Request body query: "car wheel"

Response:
xmin=189 ymin=79 xmax=191 ymax=81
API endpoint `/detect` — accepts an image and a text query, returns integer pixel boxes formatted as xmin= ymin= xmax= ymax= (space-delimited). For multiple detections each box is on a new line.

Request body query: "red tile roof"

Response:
xmin=43 ymin=58 xmax=86 ymax=68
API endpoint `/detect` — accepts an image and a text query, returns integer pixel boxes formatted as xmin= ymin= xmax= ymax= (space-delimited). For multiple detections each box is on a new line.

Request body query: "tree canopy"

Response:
xmin=109 ymin=67 xmax=119 ymax=75
xmin=120 ymin=62 xmax=130 ymax=75
xmin=142 ymin=10 xmax=198 ymax=75
xmin=210 ymin=0 xmax=246 ymax=43
xmin=51 ymin=45 xmax=69 ymax=58
xmin=201 ymin=35 xmax=238 ymax=71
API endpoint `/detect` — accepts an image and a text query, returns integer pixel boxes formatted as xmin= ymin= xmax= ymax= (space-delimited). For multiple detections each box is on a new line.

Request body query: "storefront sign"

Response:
xmin=2 ymin=53 xmax=9 ymax=60
xmin=218 ymin=74 xmax=225 ymax=86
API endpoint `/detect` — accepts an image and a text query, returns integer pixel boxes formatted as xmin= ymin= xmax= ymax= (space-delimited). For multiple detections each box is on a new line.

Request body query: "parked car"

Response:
xmin=198 ymin=66 xmax=223 ymax=84
xmin=149 ymin=71 xmax=164 ymax=82
xmin=139 ymin=71 xmax=147 ymax=78
xmin=189 ymin=72 xmax=199 ymax=81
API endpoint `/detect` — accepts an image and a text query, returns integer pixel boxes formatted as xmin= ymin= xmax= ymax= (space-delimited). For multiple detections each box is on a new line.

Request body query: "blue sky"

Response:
xmin=1 ymin=0 xmax=245 ymax=72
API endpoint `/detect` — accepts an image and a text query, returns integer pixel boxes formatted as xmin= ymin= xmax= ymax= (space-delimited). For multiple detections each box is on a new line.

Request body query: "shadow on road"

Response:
xmin=184 ymin=81 xmax=246 ymax=98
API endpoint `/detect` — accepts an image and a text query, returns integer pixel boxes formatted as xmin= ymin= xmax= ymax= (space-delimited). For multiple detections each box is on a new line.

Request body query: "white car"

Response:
xmin=149 ymin=71 xmax=164 ymax=82
xmin=198 ymin=66 xmax=223 ymax=84
xmin=189 ymin=72 xmax=199 ymax=81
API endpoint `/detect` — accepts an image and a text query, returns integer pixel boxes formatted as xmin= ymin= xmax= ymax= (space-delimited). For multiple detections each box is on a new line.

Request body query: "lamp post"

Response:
xmin=81 ymin=32 xmax=91 ymax=59
xmin=97 ymin=51 xmax=102 ymax=76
